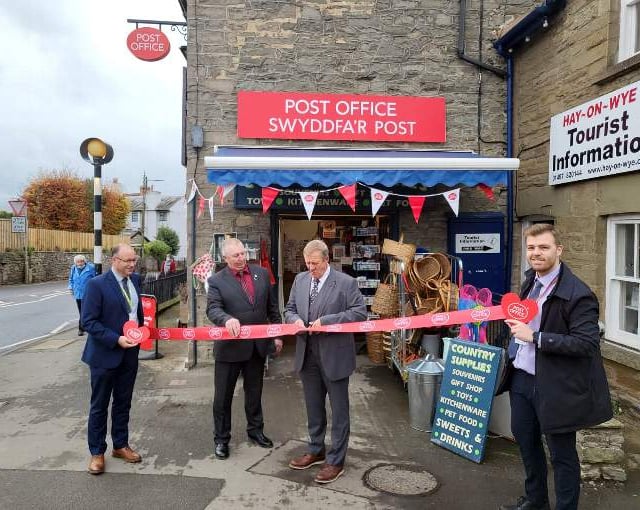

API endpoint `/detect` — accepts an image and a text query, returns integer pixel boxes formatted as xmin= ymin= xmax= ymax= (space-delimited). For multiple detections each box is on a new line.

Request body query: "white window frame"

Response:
xmin=131 ymin=211 xmax=140 ymax=223
xmin=619 ymin=0 xmax=640 ymax=62
xmin=605 ymin=215 xmax=640 ymax=349
xmin=157 ymin=211 xmax=169 ymax=223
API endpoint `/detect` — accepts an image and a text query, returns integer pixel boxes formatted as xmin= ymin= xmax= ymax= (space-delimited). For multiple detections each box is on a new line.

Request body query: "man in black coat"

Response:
xmin=499 ymin=224 xmax=612 ymax=510
xmin=206 ymin=238 xmax=283 ymax=459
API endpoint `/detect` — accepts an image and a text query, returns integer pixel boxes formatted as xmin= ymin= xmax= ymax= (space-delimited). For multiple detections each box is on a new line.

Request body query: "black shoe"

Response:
xmin=214 ymin=443 xmax=229 ymax=459
xmin=247 ymin=431 xmax=273 ymax=448
xmin=499 ymin=496 xmax=550 ymax=510
xmin=78 ymin=329 xmax=85 ymax=336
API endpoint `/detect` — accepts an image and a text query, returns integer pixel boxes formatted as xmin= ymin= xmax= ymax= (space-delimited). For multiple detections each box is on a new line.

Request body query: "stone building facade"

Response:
xmin=497 ymin=0 xmax=640 ymax=364
xmin=181 ymin=0 xmax=538 ymax=333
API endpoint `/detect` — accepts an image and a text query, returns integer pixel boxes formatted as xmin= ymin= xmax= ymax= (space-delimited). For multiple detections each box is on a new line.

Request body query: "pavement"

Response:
xmin=1 ymin=322 xmax=639 ymax=510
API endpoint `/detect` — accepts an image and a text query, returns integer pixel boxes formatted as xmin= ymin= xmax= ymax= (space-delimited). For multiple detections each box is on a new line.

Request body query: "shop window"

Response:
xmin=618 ymin=0 xmax=640 ymax=62
xmin=606 ymin=215 xmax=640 ymax=349
xmin=131 ymin=211 xmax=140 ymax=223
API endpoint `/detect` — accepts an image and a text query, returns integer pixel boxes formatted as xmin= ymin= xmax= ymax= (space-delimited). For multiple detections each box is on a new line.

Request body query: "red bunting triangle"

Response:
xmin=477 ymin=183 xmax=495 ymax=201
xmin=261 ymin=187 xmax=280 ymax=214
xmin=197 ymin=197 xmax=205 ymax=218
xmin=338 ymin=184 xmax=357 ymax=211
xmin=408 ymin=196 xmax=426 ymax=223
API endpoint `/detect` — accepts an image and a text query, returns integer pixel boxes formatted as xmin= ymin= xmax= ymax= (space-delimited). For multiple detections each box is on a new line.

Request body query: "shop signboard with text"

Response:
xmin=549 ymin=80 xmax=640 ymax=185
xmin=431 ymin=339 xmax=502 ymax=463
xmin=237 ymin=90 xmax=446 ymax=143
xmin=235 ymin=185 xmax=408 ymax=214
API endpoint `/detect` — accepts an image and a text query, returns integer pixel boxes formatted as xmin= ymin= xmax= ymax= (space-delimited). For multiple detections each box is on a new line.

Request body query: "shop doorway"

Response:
xmin=276 ymin=215 xmax=392 ymax=317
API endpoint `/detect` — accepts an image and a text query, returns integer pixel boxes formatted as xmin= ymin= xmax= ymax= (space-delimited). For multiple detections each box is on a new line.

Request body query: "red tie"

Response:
xmin=236 ymin=269 xmax=254 ymax=304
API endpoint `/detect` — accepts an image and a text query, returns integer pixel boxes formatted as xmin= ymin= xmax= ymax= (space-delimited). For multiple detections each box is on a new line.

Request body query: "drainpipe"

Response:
xmin=457 ymin=0 xmax=506 ymax=78
xmin=505 ymin=56 xmax=514 ymax=293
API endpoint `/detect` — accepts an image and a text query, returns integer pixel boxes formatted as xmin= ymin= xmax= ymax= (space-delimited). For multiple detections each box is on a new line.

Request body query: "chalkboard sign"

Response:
xmin=430 ymin=339 xmax=503 ymax=463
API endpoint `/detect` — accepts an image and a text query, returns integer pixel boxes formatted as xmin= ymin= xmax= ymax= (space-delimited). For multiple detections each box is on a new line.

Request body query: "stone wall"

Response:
xmin=511 ymin=0 xmax=640 ymax=303
xmin=0 ymin=251 xmax=101 ymax=285
xmin=578 ymin=418 xmax=626 ymax=482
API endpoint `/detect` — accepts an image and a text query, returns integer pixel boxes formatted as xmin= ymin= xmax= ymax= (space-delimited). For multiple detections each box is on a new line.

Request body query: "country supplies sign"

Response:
xmin=549 ymin=80 xmax=640 ymax=185
xmin=431 ymin=339 xmax=503 ymax=463
xmin=237 ymin=90 xmax=446 ymax=143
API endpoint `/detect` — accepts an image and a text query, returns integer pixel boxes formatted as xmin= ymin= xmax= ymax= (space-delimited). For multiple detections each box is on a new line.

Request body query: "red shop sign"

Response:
xmin=127 ymin=27 xmax=171 ymax=62
xmin=237 ymin=90 xmax=446 ymax=143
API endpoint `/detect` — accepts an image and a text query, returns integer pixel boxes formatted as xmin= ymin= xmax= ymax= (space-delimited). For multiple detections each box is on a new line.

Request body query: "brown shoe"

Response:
xmin=288 ymin=452 xmax=325 ymax=470
xmin=314 ymin=463 xmax=344 ymax=484
xmin=112 ymin=446 xmax=142 ymax=463
xmin=88 ymin=454 xmax=105 ymax=475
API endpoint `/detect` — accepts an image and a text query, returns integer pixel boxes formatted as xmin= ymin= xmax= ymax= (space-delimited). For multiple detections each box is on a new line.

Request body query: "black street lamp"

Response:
xmin=80 ymin=138 xmax=114 ymax=275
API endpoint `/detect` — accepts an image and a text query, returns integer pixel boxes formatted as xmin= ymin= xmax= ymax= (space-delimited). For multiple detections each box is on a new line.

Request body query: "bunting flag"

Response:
xmin=370 ymin=188 xmax=389 ymax=217
xmin=221 ymin=184 xmax=236 ymax=200
xmin=338 ymin=184 xmax=357 ymax=211
xmin=261 ymin=187 xmax=280 ymax=214
xmin=208 ymin=197 xmax=215 ymax=222
xmin=260 ymin=239 xmax=276 ymax=285
xmin=408 ymin=195 xmax=426 ymax=223
xmin=444 ymin=188 xmax=460 ymax=216
xmin=477 ymin=183 xmax=495 ymax=201
xmin=197 ymin=197 xmax=205 ymax=218
xmin=187 ymin=180 xmax=197 ymax=203
xmin=299 ymin=191 xmax=318 ymax=220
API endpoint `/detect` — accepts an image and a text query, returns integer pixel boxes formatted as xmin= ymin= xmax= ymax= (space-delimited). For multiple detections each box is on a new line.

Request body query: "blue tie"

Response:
xmin=529 ymin=279 xmax=543 ymax=301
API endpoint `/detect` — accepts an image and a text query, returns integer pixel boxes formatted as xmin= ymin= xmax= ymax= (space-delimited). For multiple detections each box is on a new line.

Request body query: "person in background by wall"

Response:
xmin=68 ymin=254 xmax=96 ymax=336
xmin=498 ymin=224 xmax=612 ymax=510
xmin=162 ymin=254 xmax=176 ymax=276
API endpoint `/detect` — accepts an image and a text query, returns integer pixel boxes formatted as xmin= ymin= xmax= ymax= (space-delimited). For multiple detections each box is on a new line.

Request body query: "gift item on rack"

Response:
xmin=381 ymin=235 xmax=416 ymax=265
xmin=458 ymin=284 xmax=492 ymax=343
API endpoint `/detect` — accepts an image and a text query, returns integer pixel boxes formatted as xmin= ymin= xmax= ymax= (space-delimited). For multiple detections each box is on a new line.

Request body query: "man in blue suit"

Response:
xmin=81 ymin=244 xmax=145 ymax=475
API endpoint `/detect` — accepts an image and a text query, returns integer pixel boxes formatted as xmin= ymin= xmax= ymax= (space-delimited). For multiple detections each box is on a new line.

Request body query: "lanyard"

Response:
xmin=120 ymin=280 xmax=133 ymax=311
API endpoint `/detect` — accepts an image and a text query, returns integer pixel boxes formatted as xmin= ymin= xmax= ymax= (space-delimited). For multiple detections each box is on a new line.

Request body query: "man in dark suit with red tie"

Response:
xmin=206 ymin=238 xmax=283 ymax=460
xmin=81 ymin=244 xmax=145 ymax=475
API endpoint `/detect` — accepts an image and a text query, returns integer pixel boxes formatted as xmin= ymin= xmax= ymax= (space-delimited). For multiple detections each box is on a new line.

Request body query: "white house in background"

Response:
xmin=123 ymin=186 xmax=187 ymax=258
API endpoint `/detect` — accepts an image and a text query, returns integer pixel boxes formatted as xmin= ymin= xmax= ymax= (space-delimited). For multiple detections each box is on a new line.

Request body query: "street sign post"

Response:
xmin=8 ymin=199 xmax=27 ymax=217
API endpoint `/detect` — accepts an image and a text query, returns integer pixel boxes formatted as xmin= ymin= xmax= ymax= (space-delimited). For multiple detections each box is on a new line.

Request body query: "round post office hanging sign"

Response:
xmin=127 ymin=27 xmax=170 ymax=62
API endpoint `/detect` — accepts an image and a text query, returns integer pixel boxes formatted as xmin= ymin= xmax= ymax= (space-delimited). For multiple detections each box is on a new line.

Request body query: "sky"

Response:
xmin=0 ymin=0 xmax=186 ymax=211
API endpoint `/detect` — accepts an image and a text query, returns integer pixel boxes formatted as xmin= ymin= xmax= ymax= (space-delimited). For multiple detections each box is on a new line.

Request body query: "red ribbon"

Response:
xmin=126 ymin=293 xmax=537 ymax=343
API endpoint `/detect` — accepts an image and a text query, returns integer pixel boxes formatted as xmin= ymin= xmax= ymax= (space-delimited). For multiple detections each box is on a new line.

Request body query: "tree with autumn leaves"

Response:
xmin=22 ymin=170 xmax=129 ymax=234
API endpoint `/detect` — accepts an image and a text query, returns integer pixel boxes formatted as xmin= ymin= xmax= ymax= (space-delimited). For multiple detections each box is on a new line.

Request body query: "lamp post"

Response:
xmin=80 ymin=138 xmax=114 ymax=275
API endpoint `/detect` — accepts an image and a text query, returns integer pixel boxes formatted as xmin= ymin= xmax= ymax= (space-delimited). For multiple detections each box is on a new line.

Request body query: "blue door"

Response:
xmin=448 ymin=213 xmax=506 ymax=296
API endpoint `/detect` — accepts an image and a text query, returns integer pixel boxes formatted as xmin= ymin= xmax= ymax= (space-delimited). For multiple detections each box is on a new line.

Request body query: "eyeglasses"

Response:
xmin=115 ymin=256 xmax=138 ymax=264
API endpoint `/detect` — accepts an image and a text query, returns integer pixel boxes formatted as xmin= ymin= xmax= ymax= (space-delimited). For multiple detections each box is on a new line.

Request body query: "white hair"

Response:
xmin=73 ymin=254 xmax=86 ymax=264
xmin=221 ymin=238 xmax=245 ymax=257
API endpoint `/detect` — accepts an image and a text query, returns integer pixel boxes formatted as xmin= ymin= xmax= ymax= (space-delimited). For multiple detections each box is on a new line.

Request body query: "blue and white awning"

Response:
xmin=204 ymin=146 xmax=519 ymax=188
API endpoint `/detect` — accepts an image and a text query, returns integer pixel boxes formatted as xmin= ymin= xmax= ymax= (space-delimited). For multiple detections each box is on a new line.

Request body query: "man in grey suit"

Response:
xmin=207 ymin=238 xmax=283 ymax=460
xmin=285 ymin=239 xmax=367 ymax=484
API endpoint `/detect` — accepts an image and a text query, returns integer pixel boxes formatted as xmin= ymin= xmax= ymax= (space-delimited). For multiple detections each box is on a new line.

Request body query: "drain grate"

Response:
xmin=363 ymin=463 xmax=438 ymax=496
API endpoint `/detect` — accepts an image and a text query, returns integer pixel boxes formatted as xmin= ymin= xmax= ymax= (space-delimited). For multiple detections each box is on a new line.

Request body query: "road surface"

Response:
xmin=0 ymin=281 xmax=78 ymax=352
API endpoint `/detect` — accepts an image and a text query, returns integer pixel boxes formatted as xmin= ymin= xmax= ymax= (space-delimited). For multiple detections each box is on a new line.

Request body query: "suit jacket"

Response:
xmin=81 ymin=271 xmax=144 ymax=369
xmin=498 ymin=264 xmax=612 ymax=434
xmin=285 ymin=269 xmax=367 ymax=381
xmin=206 ymin=265 xmax=281 ymax=362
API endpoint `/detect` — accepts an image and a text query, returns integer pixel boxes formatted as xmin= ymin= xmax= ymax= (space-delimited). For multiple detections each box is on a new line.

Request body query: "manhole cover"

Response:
xmin=363 ymin=463 xmax=438 ymax=496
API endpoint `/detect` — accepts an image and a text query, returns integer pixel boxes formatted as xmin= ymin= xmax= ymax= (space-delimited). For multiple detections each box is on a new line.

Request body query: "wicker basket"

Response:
xmin=366 ymin=332 xmax=385 ymax=364
xmin=439 ymin=280 xmax=459 ymax=311
xmin=381 ymin=234 xmax=416 ymax=264
xmin=410 ymin=256 xmax=441 ymax=287
xmin=415 ymin=293 xmax=444 ymax=314
xmin=431 ymin=252 xmax=452 ymax=280
xmin=371 ymin=275 xmax=399 ymax=317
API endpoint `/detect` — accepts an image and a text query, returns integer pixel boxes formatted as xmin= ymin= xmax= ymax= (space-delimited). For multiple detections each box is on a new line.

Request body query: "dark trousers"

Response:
xmin=300 ymin=336 xmax=350 ymax=466
xmin=88 ymin=357 xmax=138 ymax=455
xmin=213 ymin=347 xmax=266 ymax=445
xmin=75 ymin=299 xmax=83 ymax=331
xmin=510 ymin=369 xmax=580 ymax=510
